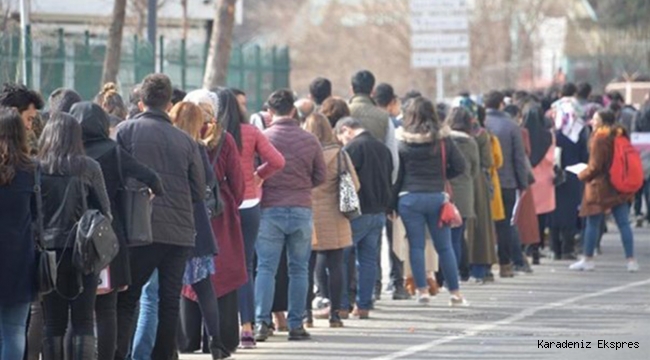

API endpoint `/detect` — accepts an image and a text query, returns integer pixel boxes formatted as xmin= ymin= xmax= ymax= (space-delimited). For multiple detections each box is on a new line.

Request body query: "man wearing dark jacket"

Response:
xmin=114 ymin=73 xmax=205 ymax=360
xmin=335 ymin=117 xmax=393 ymax=319
xmin=254 ymin=89 xmax=326 ymax=342
xmin=484 ymin=90 xmax=530 ymax=278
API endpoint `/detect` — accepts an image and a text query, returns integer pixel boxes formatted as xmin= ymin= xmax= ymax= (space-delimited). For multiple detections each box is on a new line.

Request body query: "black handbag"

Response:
xmin=206 ymin=131 xmax=225 ymax=218
xmin=116 ymin=147 xmax=154 ymax=247
xmin=553 ymin=164 xmax=567 ymax=186
xmin=73 ymin=209 xmax=119 ymax=276
xmin=33 ymin=164 xmax=57 ymax=296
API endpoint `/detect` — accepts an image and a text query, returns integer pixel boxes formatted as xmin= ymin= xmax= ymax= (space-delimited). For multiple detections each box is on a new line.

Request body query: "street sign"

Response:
xmin=411 ymin=52 xmax=470 ymax=69
xmin=410 ymin=15 xmax=469 ymax=32
xmin=410 ymin=0 xmax=468 ymax=12
xmin=411 ymin=33 xmax=469 ymax=50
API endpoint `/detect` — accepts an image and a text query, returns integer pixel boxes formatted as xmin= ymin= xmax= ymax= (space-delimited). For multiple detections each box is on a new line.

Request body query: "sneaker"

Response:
xmin=288 ymin=326 xmax=311 ymax=341
xmin=635 ymin=215 xmax=644 ymax=228
xmin=416 ymin=292 xmax=431 ymax=305
xmin=499 ymin=264 xmax=515 ymax=278
xmin=254 ymin=323 xmax=271 ymax=342
xmin=627 ymin=260 xmax=640 ymax=273
xmin=569 ymin=259 xmax=595 ymax=271
xmin=239 ymin=331 xmax=256 ymax=349
xmin=513 ymin=264 xmax=533 ymax=274
xmin=392 ymin=286 xmax=412 ymax=300
xmin=385 ymin=283 xmax=395 ymax=293
xmin=449 ymin=295 xmax=470 ymax=307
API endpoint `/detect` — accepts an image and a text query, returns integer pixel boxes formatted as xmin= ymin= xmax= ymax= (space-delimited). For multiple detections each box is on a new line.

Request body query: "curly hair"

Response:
xmin=96 ymin=82 xmax=128 ymax=120
xmin=0 ymin=83 xmax=44 ymax=112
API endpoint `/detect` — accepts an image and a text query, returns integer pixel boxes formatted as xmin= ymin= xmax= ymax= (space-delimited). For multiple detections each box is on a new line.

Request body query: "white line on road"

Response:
xmin=372 ymin=278 xmax=650 ymax=360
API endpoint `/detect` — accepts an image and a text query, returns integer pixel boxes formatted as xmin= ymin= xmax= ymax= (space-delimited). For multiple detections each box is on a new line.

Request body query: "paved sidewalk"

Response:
xmin=181 ymin=228 xmax=650 ymax=360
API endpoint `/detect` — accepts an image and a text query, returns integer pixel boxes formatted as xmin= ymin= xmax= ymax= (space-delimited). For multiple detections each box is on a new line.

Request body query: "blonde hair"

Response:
xmin=96 ymin=82 xmax=127 ymax=120
xmin=169 ymin=102 xmax=204 ymax=141
xmin=303 ymin=112 xmax=334 ymax=145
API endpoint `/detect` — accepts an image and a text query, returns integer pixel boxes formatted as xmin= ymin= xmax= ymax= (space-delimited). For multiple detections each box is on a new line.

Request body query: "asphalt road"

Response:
xmin=182 ymin=226 xmax=650 ymax=360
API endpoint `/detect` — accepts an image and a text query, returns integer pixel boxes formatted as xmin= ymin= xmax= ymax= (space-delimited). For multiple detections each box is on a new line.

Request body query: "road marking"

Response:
xmin=372 ymin=278 xmax=650 ymax=360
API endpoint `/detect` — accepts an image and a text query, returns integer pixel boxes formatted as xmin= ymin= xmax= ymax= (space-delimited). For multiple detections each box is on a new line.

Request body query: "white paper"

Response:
xmin=565 ymin=163 xmax=588 ymax=175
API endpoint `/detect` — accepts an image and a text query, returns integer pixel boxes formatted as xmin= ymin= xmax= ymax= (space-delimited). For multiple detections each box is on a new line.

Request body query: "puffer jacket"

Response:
xmin=115 ymin=109 xmax=205 ymax=247
xmin=448 ymin=130 xmax=479 ymax=218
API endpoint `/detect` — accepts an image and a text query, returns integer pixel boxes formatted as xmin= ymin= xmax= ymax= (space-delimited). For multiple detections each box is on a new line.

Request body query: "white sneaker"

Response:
xmin=416 ymin=293 xmax=431 ymax=305
xmin=449 ymin=295 xmax=469 ymax=307
xmin=627 ymin=260 xmax=640 ymax=273
xmin=569 ymin=259 xmax=595 ymax=271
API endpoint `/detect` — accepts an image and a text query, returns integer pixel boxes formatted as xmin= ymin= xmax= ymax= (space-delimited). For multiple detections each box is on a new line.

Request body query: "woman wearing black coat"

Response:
xmin=69 ymin=102 xmax=164 ymax=360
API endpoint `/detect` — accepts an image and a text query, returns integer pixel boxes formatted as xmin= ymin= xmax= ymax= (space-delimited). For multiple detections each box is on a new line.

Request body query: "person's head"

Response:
xmin=320 ymin=97 xmax=350 ymax=128
xmin=231 ymin=88 xmax=248 ymax=115
xmin=484 ymin=90 xmax=505 ymax=110
xmin=0 ymin=107 xmax=31 ymax=186
xmin=171 ymin=87 xmax=187 ymax=105
xmin=127 ymin=83 xmax=143 ymax=119
xmin=607 ymin=90 xmax=625 ymax=104
xmin=184 ymin=89 xmax=220 ymax=120
xmin=561 ymin=82 xmax=577 ymax=98
xmin=0 ymin=83 xmax=44 ymax=131
xmin=294 ymin=98 xmax=315 ymax=123
xmin=48 ymin=88 xmax=82 ymax=114
xmin=589 ymin=94 xmax=604 ymax=106
xmin=576 ymin=82 xmax=592 ymax=100
xmin=309 ymin=77 xmax=332 ymax=105
xmin=446 ymin=107 xmax=474 ymax=134
xmin=334 ymin=116 xmax=365 ymax=145
xmin=69 ymin=101 xmax=111 ymax=143
xmin=436 ymin=102 xmax=449 ymax=122
xmin=37 ymin=112 xmax=86 ymax=175
xmin=402 ymin=90 xmax=422 ymax=104
xmin=403 ymin=96 xmax=440 ymax=135
xmin=303 ymin=112 xmax=335 ymax=145
xmin=513 ymin=90 xmax=529 ymax=105
xmin=139 ymin=74 xmax=173 ymax=112
xmin=214 ymin=87 xmax=246 ymax=150
xmin=95 ymin=83 xmax=127 ymax=120
xmin=592 ymin=109 xmax=616 ymax=129
xmin=266 ymin=89 xmax=296 ymax=118
xmin=503 ymin=104 xmax=521 ymax=122
xmin=351 ymin=70 xmax=375 ymax=96
xmin=373 ymin=83 xmax=401 ymax=116
xmin=170 ymin=102 xmax=204 ymax=141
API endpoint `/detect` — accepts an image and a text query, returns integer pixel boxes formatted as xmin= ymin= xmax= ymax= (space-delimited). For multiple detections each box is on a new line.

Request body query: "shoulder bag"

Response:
xmin=438 ymin=139 xmax=463 ymax=228
xmin=116 ymin=146 xmax=154 ymax=247
xmin=33 ymin=163 xmax=58 ymax=296
xmin=337 ymin=148 xmax=361 ymax=219
xmin=206 ymin=131 xmax=226 ymax=218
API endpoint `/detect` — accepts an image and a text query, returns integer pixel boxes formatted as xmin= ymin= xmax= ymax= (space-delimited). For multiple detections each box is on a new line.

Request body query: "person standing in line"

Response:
xmin=0 ymin=107 xmax=38 ymax=360
xmin=484 ymin=90 xmax=530 ymax=278
xmin=321 ymin=97 xmax=351 ymax=129
xmin=303 ymin=113 xmax=360 ymax=328
xmin=113 ymin=74 xmax=206 ymax=360
xmin=38 ymin=112 xmax=112 ymax=360
xmin=392 ymin=97 xmax=468 ymax=306
xmin=254 ymin=89 xmax=326 ymax=342
xmin=570 ymin=110 xmax=640 ymax=272
xmin=335 ymin=117 xmax=393 ymax=317
xmin=69 ymin=102 xmax=164 ymax=360
xmin=309 ymin=77 xmax=333 ymax=110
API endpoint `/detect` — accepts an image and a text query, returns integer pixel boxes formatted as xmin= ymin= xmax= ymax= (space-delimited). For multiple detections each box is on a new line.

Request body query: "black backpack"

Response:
xmin=205 ymin=130 xmax=226 ymax=218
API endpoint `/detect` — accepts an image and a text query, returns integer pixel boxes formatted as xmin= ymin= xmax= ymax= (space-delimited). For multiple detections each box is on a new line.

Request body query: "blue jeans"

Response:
xmin=238 ymin=205 xmax=261 ymax=325
xmin=254 ymin=207 xmax=313 ymax=330
xmin=450 ymin=219 xmax=466 ymax=268
xmin=0 ymin=302 xmax=30 ymax=360
xmin=131 ymin=270 xmax=158 ymax=360
xmin=584 ymin=203 xmax=634 ymax=258
xmin=398 ymin=193 xmax=460 ymax=292
xmin=470 ymin=264 xmax=490 ymax=279
xmin=341 ymin=214 xmax=385 ymax=311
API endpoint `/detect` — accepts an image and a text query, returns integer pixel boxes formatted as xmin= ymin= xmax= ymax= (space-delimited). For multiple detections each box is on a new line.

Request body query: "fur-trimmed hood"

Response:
xmin=396 ymin=126 xmax=450 ymax=143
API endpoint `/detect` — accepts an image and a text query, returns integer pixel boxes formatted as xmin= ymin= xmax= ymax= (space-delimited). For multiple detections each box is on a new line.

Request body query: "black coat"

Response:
xmin=71 ymin=102 xmax=164 ymax=287
xmin=551 ymin=128 xmax=589 ymax=228
xmin=191 ymin=145 xmax=217 ymax=257
xmin=115 ymin=109 xmax=206 ymax=247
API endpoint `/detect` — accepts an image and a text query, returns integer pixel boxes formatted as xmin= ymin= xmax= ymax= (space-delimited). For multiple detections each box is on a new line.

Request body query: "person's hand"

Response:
xmin=387 ymin=212 xmax=396 ymax=221
xmin=253 ymin=173 xmax=264 ymax=187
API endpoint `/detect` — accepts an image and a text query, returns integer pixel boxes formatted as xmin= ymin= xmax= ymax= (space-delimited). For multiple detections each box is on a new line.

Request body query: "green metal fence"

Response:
xmin=0 ymin=27 xmax=290 ymax=111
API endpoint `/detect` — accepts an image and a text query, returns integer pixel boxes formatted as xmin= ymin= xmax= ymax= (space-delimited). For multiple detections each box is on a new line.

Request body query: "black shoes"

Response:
xmin=288 ymin=326 xmax=312 ymax=341
xmin=255 ymin=322 xmax=272 ymax=342
xmin=392 ymin=286 xmax=412 ymax=300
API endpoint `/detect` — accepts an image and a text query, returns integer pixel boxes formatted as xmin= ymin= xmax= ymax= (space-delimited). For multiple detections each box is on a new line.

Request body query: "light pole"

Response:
xmin=19 ymin=0 xmax=31 ymax=86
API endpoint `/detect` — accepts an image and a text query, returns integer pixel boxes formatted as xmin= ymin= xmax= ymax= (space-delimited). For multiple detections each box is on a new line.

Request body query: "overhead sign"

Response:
xmin=411 ymin=52 xmax=470 ymax=69
xmin=410 ymin=0 xmax=468 ymax=12
xmin=411 ymin=33 xmax=469 ymax=50
xmin=410 ymin=15 xmax=469 ymax=32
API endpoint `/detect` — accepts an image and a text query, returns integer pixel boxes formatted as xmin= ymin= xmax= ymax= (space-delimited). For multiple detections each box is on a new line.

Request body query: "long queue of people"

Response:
xmin=0 ymin=70 xmax=645 ymax=360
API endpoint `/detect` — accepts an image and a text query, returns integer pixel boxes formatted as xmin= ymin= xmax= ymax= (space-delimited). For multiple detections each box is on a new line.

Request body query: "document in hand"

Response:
xmin=565 ymin=163 xmax=588 ymax=175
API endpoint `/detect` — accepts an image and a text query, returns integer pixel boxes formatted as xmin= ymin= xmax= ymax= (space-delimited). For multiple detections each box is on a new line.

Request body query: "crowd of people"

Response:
xmin=0 ymin=69 xmax=646 ymax=360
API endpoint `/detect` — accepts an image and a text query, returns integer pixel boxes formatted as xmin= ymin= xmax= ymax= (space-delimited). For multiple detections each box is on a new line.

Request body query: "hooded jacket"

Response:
xmin=70 ymin=102 xmax=164 ymax=287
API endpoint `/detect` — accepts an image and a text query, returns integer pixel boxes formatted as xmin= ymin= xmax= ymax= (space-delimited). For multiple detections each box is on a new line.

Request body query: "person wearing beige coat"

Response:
xmin=303 ymin=112 xmax=360 ymax=327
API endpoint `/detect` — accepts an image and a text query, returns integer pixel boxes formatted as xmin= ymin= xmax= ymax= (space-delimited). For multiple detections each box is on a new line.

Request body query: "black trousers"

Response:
xmin=551 ymin=226 xmax=576 ymax=258
xmin=308 ymin=249 xmax=344 ymax=316
xmin=177 ymin=278 xmax=224 ymax=353
xmin=96 ymin=290 xmax=118 ymax=360
xmin=218 ymin=290 xmax=239 ymax=353
xmin=495 ymin=188 xmax=517 ymax=265
xmin=115 ymin=243 xmax=190 ymax=360
xmin=25 ymin=301 xmax=43 ymax=360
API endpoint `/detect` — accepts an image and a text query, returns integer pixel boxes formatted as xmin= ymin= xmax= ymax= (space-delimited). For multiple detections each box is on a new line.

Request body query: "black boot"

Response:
xmin=42 ymin=336 xmax=64 ymax=360
xmin=209 ymin=336 xmax=231 ymax=360
xmin=71 ymin=336 xmax=95 ymax=360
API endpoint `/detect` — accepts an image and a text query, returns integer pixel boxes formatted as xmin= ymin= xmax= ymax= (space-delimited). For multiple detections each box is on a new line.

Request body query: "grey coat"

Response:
xmin=448 ymin=130 xmax=479 ymax=218
xmin=115 ymin=109 xmax=205 ymax=248
xmin=485 ymin=109 xmax=529 ymax=190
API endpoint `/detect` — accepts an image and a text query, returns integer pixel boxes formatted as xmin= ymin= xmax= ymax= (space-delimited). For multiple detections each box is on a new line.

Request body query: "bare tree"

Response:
xmin=203 ymin=0 xmax=237 ymax=89
xmin=129 ymin=0 xmax=167 ymax=38
xmin=102 ymin=0 xmax=128 ymax=85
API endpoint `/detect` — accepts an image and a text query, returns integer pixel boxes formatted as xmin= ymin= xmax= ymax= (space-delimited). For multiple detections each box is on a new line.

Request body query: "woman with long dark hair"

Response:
xmin=69 ymin=101 xmax=163 ymax=360
xmin=37 ymin=112 xmax=111 ymax=360
xmin=394 ymin=97 xmax=468 ymax=306
xmin=0 ymin=107 xmax=37 ymax=360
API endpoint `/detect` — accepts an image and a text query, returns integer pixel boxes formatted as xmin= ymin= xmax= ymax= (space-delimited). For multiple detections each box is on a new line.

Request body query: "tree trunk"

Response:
xmin=203 ymin=0 xmax=237 ymax=89
xmin=102 ymin=0 xmax=127 ymax=85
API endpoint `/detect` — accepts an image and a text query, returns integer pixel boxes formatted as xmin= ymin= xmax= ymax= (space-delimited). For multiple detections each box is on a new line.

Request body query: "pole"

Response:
xmin=19 ymin=0 xmax=30 ymax=85
xmin=147 ymin=0 xmax=157 ymax=52
xmin=436 ymin=67 xmax=444 ymax=102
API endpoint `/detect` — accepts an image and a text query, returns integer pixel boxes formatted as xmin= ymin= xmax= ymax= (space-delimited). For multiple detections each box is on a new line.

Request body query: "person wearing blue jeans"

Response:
xmin=254 ymin=207 xmax=314 ymax=339
xmin=129 ymin=270 xmax=158 ymax=360
xmin=0 ymin=302 xmax=30 ymax=360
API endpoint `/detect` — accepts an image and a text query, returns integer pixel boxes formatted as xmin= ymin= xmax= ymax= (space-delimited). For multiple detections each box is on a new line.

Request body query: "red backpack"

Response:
xmin=609 ymin=134 xmax=644 ymax=194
